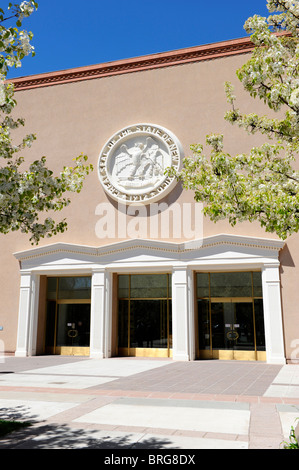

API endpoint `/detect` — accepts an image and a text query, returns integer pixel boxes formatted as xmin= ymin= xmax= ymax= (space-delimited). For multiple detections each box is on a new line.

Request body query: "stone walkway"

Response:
xmin=0 ymin=356 xmax=299 ymax=450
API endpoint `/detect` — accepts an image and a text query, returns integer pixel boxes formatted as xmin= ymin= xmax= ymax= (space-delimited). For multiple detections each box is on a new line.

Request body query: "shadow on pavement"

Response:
xmin=0 ymin=405 xmax=178 ymax=449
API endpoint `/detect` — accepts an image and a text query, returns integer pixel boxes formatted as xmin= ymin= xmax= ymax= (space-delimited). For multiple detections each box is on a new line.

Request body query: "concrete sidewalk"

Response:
xmin=0 ymin=356 xmax=299 ymax=449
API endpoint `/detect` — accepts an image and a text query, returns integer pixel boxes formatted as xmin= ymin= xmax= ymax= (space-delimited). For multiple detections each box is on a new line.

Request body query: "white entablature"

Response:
xmin=14 ymin=233 xmax=284 ymax=273
xmin=14 ymin=234 xmax=285 ymax=364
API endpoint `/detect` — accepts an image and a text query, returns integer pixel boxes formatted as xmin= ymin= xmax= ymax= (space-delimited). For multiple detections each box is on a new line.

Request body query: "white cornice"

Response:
xmin=13 ymin=234 xmax=284 ymax=263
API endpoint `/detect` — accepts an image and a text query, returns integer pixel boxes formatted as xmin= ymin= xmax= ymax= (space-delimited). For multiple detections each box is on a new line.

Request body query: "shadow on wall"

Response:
xmin=279 ymin=244 xmax=295 ymax=272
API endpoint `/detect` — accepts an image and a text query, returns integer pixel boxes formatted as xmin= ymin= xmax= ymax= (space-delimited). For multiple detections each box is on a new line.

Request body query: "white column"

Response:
xmin=262 ymin=264 xmax=286 ymax=364
xmin=172 ymin=266 xmax=190 ymax=361
xmin=90 ymin=269 xmax=109 ymax=359
xmin=27 ymin=274 xmax=40 ymax=356
xmin=104 ymin=271 xmax=113 ymax=358
xmin=187 ymin=269 xmax=196 ymax=361
xmin=15 ymin=271 xmax=39 ymax=357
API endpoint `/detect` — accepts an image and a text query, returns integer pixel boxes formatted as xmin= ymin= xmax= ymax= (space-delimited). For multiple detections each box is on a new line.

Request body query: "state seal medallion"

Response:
xmin=98 ymin=124 xmax=183 ymax=204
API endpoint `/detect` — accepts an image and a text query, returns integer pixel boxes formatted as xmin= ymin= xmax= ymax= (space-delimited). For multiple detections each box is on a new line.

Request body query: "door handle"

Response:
xmin=227 ymin=330 xmax=239 ymax=341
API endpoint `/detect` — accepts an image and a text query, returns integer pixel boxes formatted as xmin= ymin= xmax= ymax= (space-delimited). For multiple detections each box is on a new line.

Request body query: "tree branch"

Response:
xmin=0 ymin=14 xmax=18 ymax=24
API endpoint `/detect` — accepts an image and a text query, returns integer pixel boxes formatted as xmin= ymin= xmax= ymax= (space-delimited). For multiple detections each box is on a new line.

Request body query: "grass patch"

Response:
xmin=0 ymin=419 xmax=32 ymax=437
xmin=282 ymin=421 xmax=299 ymax=449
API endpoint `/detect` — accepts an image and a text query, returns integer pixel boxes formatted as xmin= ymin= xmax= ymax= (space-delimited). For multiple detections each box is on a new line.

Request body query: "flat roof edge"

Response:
xmin=10 ymin=36 xmax=255 ymax=91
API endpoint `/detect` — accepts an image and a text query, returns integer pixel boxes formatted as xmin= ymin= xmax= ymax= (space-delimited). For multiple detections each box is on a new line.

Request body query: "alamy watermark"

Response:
xmin=95 ymin=201 xmax=204 ymax=248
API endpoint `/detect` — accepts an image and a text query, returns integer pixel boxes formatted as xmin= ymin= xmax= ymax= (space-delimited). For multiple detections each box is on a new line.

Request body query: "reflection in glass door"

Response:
xmin=117 ymin=274 xmax=172 ymax=358
xmin=56 ymin=304 xmax=90 ymax=350
xmin=210 ymin=301 xmax=255 ymax=356
xmin=196 ymin=272 xmax=266 ymax=361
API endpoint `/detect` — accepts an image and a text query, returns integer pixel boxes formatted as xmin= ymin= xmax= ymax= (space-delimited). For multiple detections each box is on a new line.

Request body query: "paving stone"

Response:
xmin=0 ymin=357 xmax=298 ymax=449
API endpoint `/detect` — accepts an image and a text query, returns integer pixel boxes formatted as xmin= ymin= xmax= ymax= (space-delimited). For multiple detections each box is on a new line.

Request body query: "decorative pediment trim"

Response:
xmin=11 ymin=37 xmax=255 ymax=91
xmin=14 ymin=233 xmax=284 ymax=265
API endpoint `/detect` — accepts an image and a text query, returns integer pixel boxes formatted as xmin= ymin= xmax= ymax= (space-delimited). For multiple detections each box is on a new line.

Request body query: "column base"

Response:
xmin=266 ymin=354 xmax=286 ymax=365
xmin=89 ymin=351 xmax=105 ymax=359
xmin=14 ymin=350 xmax=28 ymax=357
xmin=172 ymin=352 xmax=190 ymax=361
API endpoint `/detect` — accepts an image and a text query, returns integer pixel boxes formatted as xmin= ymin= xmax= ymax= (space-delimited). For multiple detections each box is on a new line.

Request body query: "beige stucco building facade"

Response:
xmin=1 ymin=37 xmax=298 ymax=364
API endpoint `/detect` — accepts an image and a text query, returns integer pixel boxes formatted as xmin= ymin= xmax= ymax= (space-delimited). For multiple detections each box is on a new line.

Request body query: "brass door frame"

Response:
xmin=118 ymin=347 xmax=173 ymax=358
xmin=196 ymin=272 xmax=266 ymax=361
xmin=45 ymin=277 xmax=91 ymax=357
xmin=117 ymin=273 xmax=172 ymax=358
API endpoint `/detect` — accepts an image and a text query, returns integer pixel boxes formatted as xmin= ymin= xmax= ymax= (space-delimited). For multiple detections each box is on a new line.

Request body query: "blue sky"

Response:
xmin=7 ymin=0 xmax=270 ymax=79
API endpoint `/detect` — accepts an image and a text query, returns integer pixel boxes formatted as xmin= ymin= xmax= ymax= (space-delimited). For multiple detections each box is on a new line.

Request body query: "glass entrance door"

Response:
xmin=45 ymin=277 xmax=91 ymax=356
xmin=130 ymin=299 xmax=169 ymax=350
xmin=55 ymin=303 xmax=90 ymax=355
xmin=117 ymin=274 xmax=172 ymax=358
xmin=197 ymin=272 xmax=266 ymax=361
xmin=210 ymin=301 xmax=256 ymax=360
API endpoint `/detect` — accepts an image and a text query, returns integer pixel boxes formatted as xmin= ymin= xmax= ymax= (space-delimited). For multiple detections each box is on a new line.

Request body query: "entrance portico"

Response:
xmin=14 ymin=234 xmax=286 ymax=364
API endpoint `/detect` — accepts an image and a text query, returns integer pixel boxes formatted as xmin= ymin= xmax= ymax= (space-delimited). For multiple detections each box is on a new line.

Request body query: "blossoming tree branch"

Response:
xmin=169 ymin=0 xmax=299 ymax=240
xmin=0 ymin=2 xmax=93 ymax=244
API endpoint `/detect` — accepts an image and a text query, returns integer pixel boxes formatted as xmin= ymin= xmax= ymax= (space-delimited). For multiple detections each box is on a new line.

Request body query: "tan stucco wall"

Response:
xmin=1 ymin=51 xmax=298 ymax=359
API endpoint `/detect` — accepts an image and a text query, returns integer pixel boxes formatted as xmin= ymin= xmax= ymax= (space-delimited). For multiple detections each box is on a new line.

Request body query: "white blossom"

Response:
xmin=290 ymin=88 xmax=299 ymax=106
xmin=19 ymin=31 xmax=34 ymax=55
xmin=18 ymin=1 xmax=36 ymax=21
xmin=170 ymin=0 xmax=299 ymax=240
xmin=0 ymin=81 xmax=6 ymax=106
xmin=0 ymin=2 xmax=93 ymax=244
